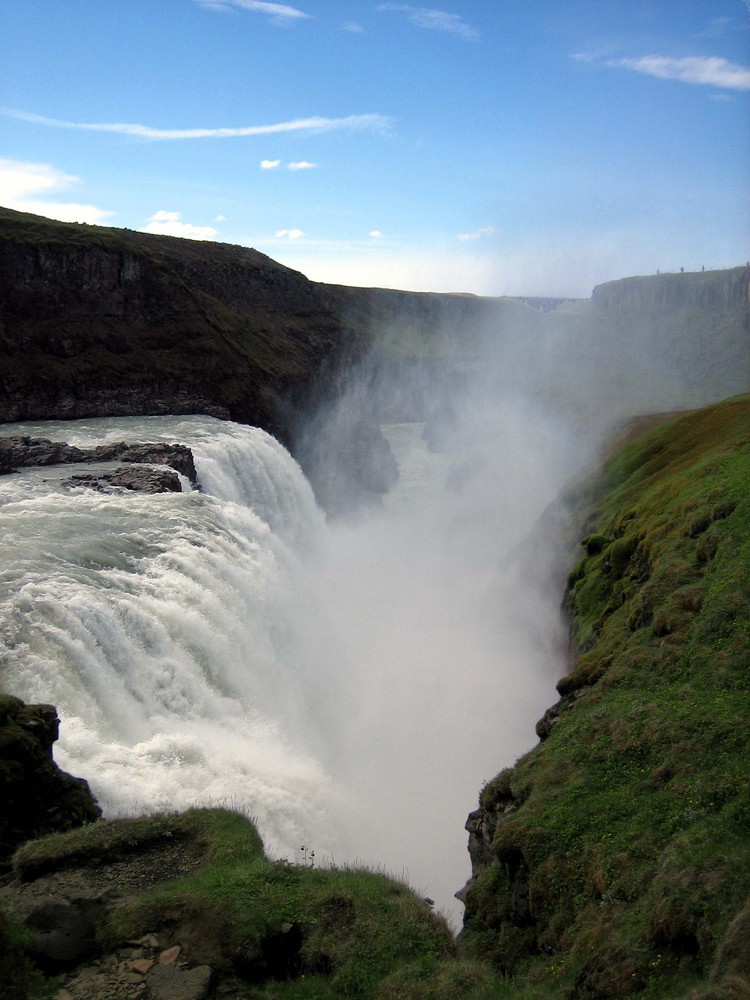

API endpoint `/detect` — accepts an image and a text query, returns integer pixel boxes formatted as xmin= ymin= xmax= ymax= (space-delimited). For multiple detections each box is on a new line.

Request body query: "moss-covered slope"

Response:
xmin=461 ymin=394 xmax=750 ymax=999
xmin=4 ymin=808 xmax=490 ymax=1000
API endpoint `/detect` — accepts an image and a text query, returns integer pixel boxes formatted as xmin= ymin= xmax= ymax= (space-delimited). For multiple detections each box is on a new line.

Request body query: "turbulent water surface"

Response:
xmin=0 ymin=412 xmax=575 ymax=924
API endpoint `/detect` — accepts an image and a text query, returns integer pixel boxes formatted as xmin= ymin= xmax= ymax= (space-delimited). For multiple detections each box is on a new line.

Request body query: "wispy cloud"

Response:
xmin=378 ymin=4 xmax=478 ymax=41
xmin=343 ymin=21 xmax=365 ymax=33
xmin=275 ymin=228 xmax=305 ymax=239
xmin=457 ymin=225 xmax=495 ymax=242
xmin=574 ymin=53 xmax=750 ymax=91
xmin=0 ymin=157 xmax=113 ymax=224
xmin=141 ymin=210 xmax=219 ymax=240
xmin=2 ymin=108 xmax=391 ymax=141
xmin=369 ymin=230 xmax=384 ymax=238
xmin=194 ymin=0 xmax=309 ymax=22
xmin=261 ymin=159 xmax=317 ymax=170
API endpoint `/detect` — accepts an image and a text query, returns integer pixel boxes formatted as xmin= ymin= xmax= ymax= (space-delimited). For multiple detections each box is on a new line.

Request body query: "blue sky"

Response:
xmin=2 ymin=1 xmax=749 ymax=296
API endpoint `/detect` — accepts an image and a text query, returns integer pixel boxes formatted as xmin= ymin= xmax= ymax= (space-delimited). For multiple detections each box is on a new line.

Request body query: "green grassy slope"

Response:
xmin=461 ymin=394 xmax=750 ymax=999
xmin=7 ymin=809 xmax=490 ymax=1000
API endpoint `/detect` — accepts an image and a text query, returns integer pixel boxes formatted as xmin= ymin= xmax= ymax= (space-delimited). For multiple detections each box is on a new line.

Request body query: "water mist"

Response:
xmin=3 ymin=293 xmax=686 ymax=928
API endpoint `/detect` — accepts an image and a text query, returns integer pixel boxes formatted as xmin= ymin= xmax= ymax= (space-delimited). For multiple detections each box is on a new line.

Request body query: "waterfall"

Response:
xmin=0 ymin=409 xmax=576 ymax=924
xmin=0 ymin=417 xmax=342 ymax=856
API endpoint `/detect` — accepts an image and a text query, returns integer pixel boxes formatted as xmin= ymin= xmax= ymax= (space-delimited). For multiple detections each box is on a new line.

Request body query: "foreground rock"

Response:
xmin=0 ymin=696 xmax=101 ymax=869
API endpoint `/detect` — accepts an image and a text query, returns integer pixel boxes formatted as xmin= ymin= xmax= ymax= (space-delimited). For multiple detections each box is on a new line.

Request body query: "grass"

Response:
xmin=11 ymin=808 xmax=471 ymax=998
xmin=0 ymin=900 xmax=55 ymax=1000
xmin=461 ymin=394 xmax=750 ymax=998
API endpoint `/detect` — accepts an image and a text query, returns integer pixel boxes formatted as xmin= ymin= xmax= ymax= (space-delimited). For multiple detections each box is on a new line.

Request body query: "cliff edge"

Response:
xmin=460 ymin=394 xmax=750 ymax=998
xmin=0 ymin=207 xmax=352 ymax=436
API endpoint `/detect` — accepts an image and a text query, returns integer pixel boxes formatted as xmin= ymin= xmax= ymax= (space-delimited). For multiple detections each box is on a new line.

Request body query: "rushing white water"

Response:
xmin=0 ymin=410 xmax=575 ymax=925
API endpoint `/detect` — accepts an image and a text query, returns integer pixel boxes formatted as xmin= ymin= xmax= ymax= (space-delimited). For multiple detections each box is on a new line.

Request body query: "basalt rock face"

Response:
xmin=0 ymin=696 xmax=101 ymax=869
xmin=591 ymin=266 xmax=750 ymax=315
xmin=584 ymin=266 xmax=750 ymax=412
xmin=0 ymin=208 xmax=354 ymax=438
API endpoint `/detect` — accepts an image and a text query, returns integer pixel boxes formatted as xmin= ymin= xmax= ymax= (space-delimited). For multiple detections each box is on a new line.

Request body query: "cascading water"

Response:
xmin=0 ymin=408 xmax=578 ymax=925
xmin=0 ymin=418 xmax=343 ymax=851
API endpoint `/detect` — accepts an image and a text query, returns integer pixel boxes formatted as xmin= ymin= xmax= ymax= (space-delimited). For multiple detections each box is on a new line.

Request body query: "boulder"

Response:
xmin=147 ymin=963 xmax=213 ymax=1000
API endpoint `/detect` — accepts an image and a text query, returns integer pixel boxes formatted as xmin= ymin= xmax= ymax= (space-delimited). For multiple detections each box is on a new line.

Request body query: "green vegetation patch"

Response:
xmin=11 ymin=809 xmax=462 ymax=998
xmin=462 ymin=394 xmax=750 ymax=998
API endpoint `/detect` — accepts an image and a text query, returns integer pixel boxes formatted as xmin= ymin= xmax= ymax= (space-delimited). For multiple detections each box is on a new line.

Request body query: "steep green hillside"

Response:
xmin=461 ymin=395 xmax=750 ymax=999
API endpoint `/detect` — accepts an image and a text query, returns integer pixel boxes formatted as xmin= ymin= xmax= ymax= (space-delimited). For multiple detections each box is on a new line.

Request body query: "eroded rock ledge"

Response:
xmin=0 ymin=437 xmax=198 ymax=490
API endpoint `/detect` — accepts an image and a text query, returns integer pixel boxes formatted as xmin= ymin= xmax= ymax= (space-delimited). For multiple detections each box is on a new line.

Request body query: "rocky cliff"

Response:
xmin=591 ymin=266 xmax=750 ymax=315
xmin=0 ymin=207 xmax=352 ymax=438
xmin=0 ymin=695 xmax=101 ymax=869
xmin=2 ymin=209 xmax=748 ymax=443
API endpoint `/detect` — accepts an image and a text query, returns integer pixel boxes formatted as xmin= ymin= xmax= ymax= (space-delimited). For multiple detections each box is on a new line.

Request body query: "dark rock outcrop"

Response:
xmin=0 ymin=436 xmax=197 ymax=486
xmin=62 ymin=466 xmax=183 ymax=494
xmin=14 ymin=888 xmax=114 ymax=972
xmin=0 ymin=696 xmax=101 ymax=869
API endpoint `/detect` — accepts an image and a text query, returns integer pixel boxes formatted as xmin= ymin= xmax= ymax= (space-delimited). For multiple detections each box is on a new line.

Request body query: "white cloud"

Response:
xmin=575 ymin=53 xmax=750 ymax=91
xmin=343 ymin=21 xmax=365 ymax=33
xmin=214 ymin=214 xmax=227 ymax=221
xmin=140 ymin=210 xmax=219 ymax=240
xmin=0 ymin=157 xmax=113 ymax=224
xmin=275 ymin=228 xmax=305 ymax=239
xmin=287 ymin=160 xmax=317 ymax=170
xmin=377 ymin=4 xmax=478 ymax=41
xmin=369 ymin=230 xmax=384 ymax=238
xmin=457 ymin=226 xmax=495 ymax=242
xmin=194 ymin=0 xmax=309 ymax=22
xmin=2 ymin=108 xmax=391 ymax=141
xmin=260 ymin=159 xmax=281 ymax=169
